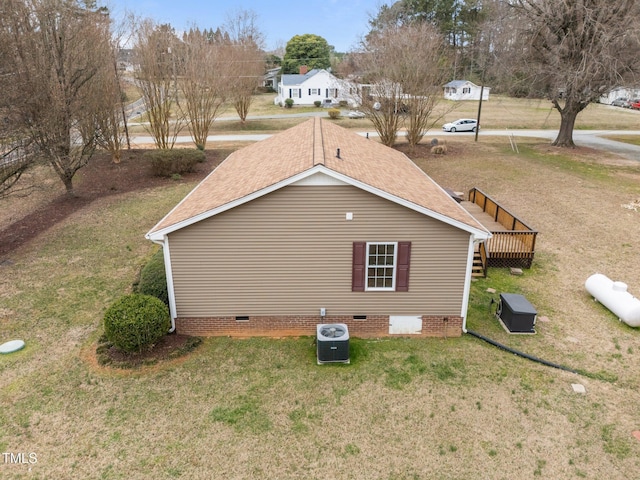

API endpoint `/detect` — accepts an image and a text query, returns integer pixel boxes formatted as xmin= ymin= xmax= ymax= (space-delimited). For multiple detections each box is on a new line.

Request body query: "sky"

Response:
xmin=103 ymin=0 xmax=382 ymax=53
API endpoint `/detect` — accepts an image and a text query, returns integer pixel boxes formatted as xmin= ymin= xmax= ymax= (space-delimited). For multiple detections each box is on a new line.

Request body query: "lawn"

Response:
xmin=1 ymin=116 xmax=640 ymax=478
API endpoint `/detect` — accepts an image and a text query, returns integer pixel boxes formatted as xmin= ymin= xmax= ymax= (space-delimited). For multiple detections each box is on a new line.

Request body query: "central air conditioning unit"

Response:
xmin=316 ymin=323 xmax=350 ymax=364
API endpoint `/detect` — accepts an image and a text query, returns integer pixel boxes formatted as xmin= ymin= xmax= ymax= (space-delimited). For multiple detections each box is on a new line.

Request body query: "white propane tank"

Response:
xmin=585 ymin=273 xmax=640 ymax=327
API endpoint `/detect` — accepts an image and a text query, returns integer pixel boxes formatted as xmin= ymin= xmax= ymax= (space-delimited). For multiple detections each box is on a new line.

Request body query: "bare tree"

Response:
xmin=397 ymin=23 xmax=452 ymax=146
xmin=134 ymin=21 xmax=185 ymax=149
xmin=0 ymin=2 xmax=35 ymax=197
xmin=363 ymin=81 xmax=407 ymax=147
xmin=352 ymin=22 xmax=453 ymax=147
xmin=1 ymin=0 xmax=115 ymax=197
xmin=0 ymin=141 xmax=37 ymax=198
xmin=509 ymin=0 xmax=640 ymax=147
xmin=179 ymin=28 xmax=226 ymax=150
xmin=223 ymin=9 xmax=265 ymax=123
xmin=94 ymin=11 xmax=137 ymax=163
xmin=93 ymin=66 xmax=126 ymax=163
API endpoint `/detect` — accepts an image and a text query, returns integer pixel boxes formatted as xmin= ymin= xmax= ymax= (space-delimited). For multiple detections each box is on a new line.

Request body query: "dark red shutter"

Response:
xmin=352 ymin=242 xmax=366 ymax=292
xmin=396 ymin=242 xmax=411 ymax=292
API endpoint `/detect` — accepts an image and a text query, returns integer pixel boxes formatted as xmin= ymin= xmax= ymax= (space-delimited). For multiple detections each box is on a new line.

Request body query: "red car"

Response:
xmin=631 ymin=99 xmax=640 ymax=110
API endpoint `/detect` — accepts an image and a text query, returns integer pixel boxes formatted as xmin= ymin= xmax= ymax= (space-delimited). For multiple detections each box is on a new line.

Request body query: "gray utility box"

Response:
xmin=498 ymin=293 xmax=537 ymax=333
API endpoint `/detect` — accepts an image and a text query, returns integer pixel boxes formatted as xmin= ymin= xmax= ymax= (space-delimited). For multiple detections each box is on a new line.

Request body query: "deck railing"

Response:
xmin=468 ymin=188 xmax=537 ymax=268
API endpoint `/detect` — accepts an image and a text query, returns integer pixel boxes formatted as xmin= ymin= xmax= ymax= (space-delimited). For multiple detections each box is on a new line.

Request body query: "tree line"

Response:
xmin=1 ymin=0 xmax=639 ymax=199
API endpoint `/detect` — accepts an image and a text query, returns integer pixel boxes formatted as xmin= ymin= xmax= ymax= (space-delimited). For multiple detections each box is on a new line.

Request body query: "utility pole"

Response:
xmin=475 ymin=71 xmax=485 ymax=143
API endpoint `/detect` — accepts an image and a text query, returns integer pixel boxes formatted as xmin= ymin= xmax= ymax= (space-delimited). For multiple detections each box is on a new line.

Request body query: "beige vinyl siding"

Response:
xmin=168 ymin=185 xmax=470 ymax=317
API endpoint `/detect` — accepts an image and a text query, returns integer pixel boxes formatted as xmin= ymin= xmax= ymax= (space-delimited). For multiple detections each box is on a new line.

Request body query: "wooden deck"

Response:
xmin=461 ymin=201 xmax=509 ymax=232
xmin=462 ymin=188 xmax=538 ymax=274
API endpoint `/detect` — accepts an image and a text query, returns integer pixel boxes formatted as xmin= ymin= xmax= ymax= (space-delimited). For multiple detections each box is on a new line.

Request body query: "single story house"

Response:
xmin=599 ymin=86 xmax=640 ymax=105
xmin=274 ymin=67 xmax=353 ymax=106
xmin=444 ymin=80 xmax=490 ymax=101
xmin=146 ymin=118 xmax=491 ymax=338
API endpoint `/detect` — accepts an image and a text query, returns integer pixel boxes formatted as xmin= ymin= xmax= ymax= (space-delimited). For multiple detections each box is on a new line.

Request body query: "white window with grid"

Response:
xmin=366 ymin=242 xmax=397 ymax=291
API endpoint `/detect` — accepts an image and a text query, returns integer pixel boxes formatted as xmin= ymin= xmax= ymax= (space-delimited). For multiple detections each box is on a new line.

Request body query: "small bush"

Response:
xmin=135 ymin=249 xmax=168 ymax=306
xmin=328 ymin=108 xmax=341 ymax=119
xmin=314 ymin=100 xmax=322 ymax=107
xmin=103 ymin=294 xmax=170 ymax=353
xmin=284 ymin=98 xmax=294 ymax=109
xmin=145 ymin=149 xmax=205 ymax=177
xmin=338 ymin=100 xmax=348 ymax=107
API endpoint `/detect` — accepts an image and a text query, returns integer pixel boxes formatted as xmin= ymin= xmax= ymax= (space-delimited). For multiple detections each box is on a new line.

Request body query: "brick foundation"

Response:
xmin=175 ymin=315 xmax=463 ymax=338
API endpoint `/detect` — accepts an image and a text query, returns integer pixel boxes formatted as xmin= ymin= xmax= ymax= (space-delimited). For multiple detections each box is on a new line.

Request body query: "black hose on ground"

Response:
xmin=466 ymin=329 xmax=579 ymax=375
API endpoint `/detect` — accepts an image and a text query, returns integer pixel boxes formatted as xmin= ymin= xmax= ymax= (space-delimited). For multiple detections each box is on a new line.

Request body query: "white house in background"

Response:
xmin=599 ymin=86 xmax=640 ymax=105
xmin=444 ymin=80 xmax=490 ymax=101
xmin=275 ymin=67 xmax=354 ymax=106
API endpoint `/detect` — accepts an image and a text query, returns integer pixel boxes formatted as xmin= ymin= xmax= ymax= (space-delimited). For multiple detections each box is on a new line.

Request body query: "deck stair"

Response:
xmin=472 ymin=249 xmax=485 ymax=278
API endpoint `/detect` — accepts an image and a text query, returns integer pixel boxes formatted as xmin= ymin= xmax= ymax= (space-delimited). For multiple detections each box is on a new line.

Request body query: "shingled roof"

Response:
xmin=146 ymin=118 xmax=489 ymax=239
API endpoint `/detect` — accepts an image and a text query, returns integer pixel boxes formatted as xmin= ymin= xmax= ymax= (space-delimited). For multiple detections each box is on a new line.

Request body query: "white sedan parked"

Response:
xmin=442 ymin=118 xmax=478 ymax=132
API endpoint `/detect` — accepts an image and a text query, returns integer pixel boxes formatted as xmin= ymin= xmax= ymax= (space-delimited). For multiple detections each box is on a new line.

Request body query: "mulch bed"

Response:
xmin=97 ymin=333 xmax=203 ymax=368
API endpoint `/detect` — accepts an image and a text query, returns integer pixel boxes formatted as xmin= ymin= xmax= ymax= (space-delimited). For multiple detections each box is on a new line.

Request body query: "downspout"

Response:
xmin=460 ymin=236 xmax=477 ymax=333
xmin=149 ymin=236 xmax=177 ymax=333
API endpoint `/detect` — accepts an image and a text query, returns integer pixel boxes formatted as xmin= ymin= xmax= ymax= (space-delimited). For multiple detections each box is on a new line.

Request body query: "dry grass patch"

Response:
xmin=602 ymin=135 xmax=640 ymax=146
xmin=436 ymin=95 xmax=640 ymax=130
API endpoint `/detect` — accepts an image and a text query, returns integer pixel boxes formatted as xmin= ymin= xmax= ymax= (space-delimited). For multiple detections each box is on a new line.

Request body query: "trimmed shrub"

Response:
xmin=314 ymin=100 xmax=322 ymax=108
xmin=144 ymin=149 xmax=205 ymax=177
xmin=103 ymin=294 xmax=170 ymax=353
xmin=284 ymin=98 xmax=294 ymax=108
xmin=338 ymin=100 xmax=348 ymax=107
xmin=135 ymin=249 xmax=168 ymax=306
xmin=328 ymin=108 xmax=341 ymax=119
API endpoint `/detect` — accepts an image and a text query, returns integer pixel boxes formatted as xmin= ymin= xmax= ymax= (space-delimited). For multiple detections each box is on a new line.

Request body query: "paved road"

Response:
xmin=128 ymin=117 xmax=640 ymax=161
